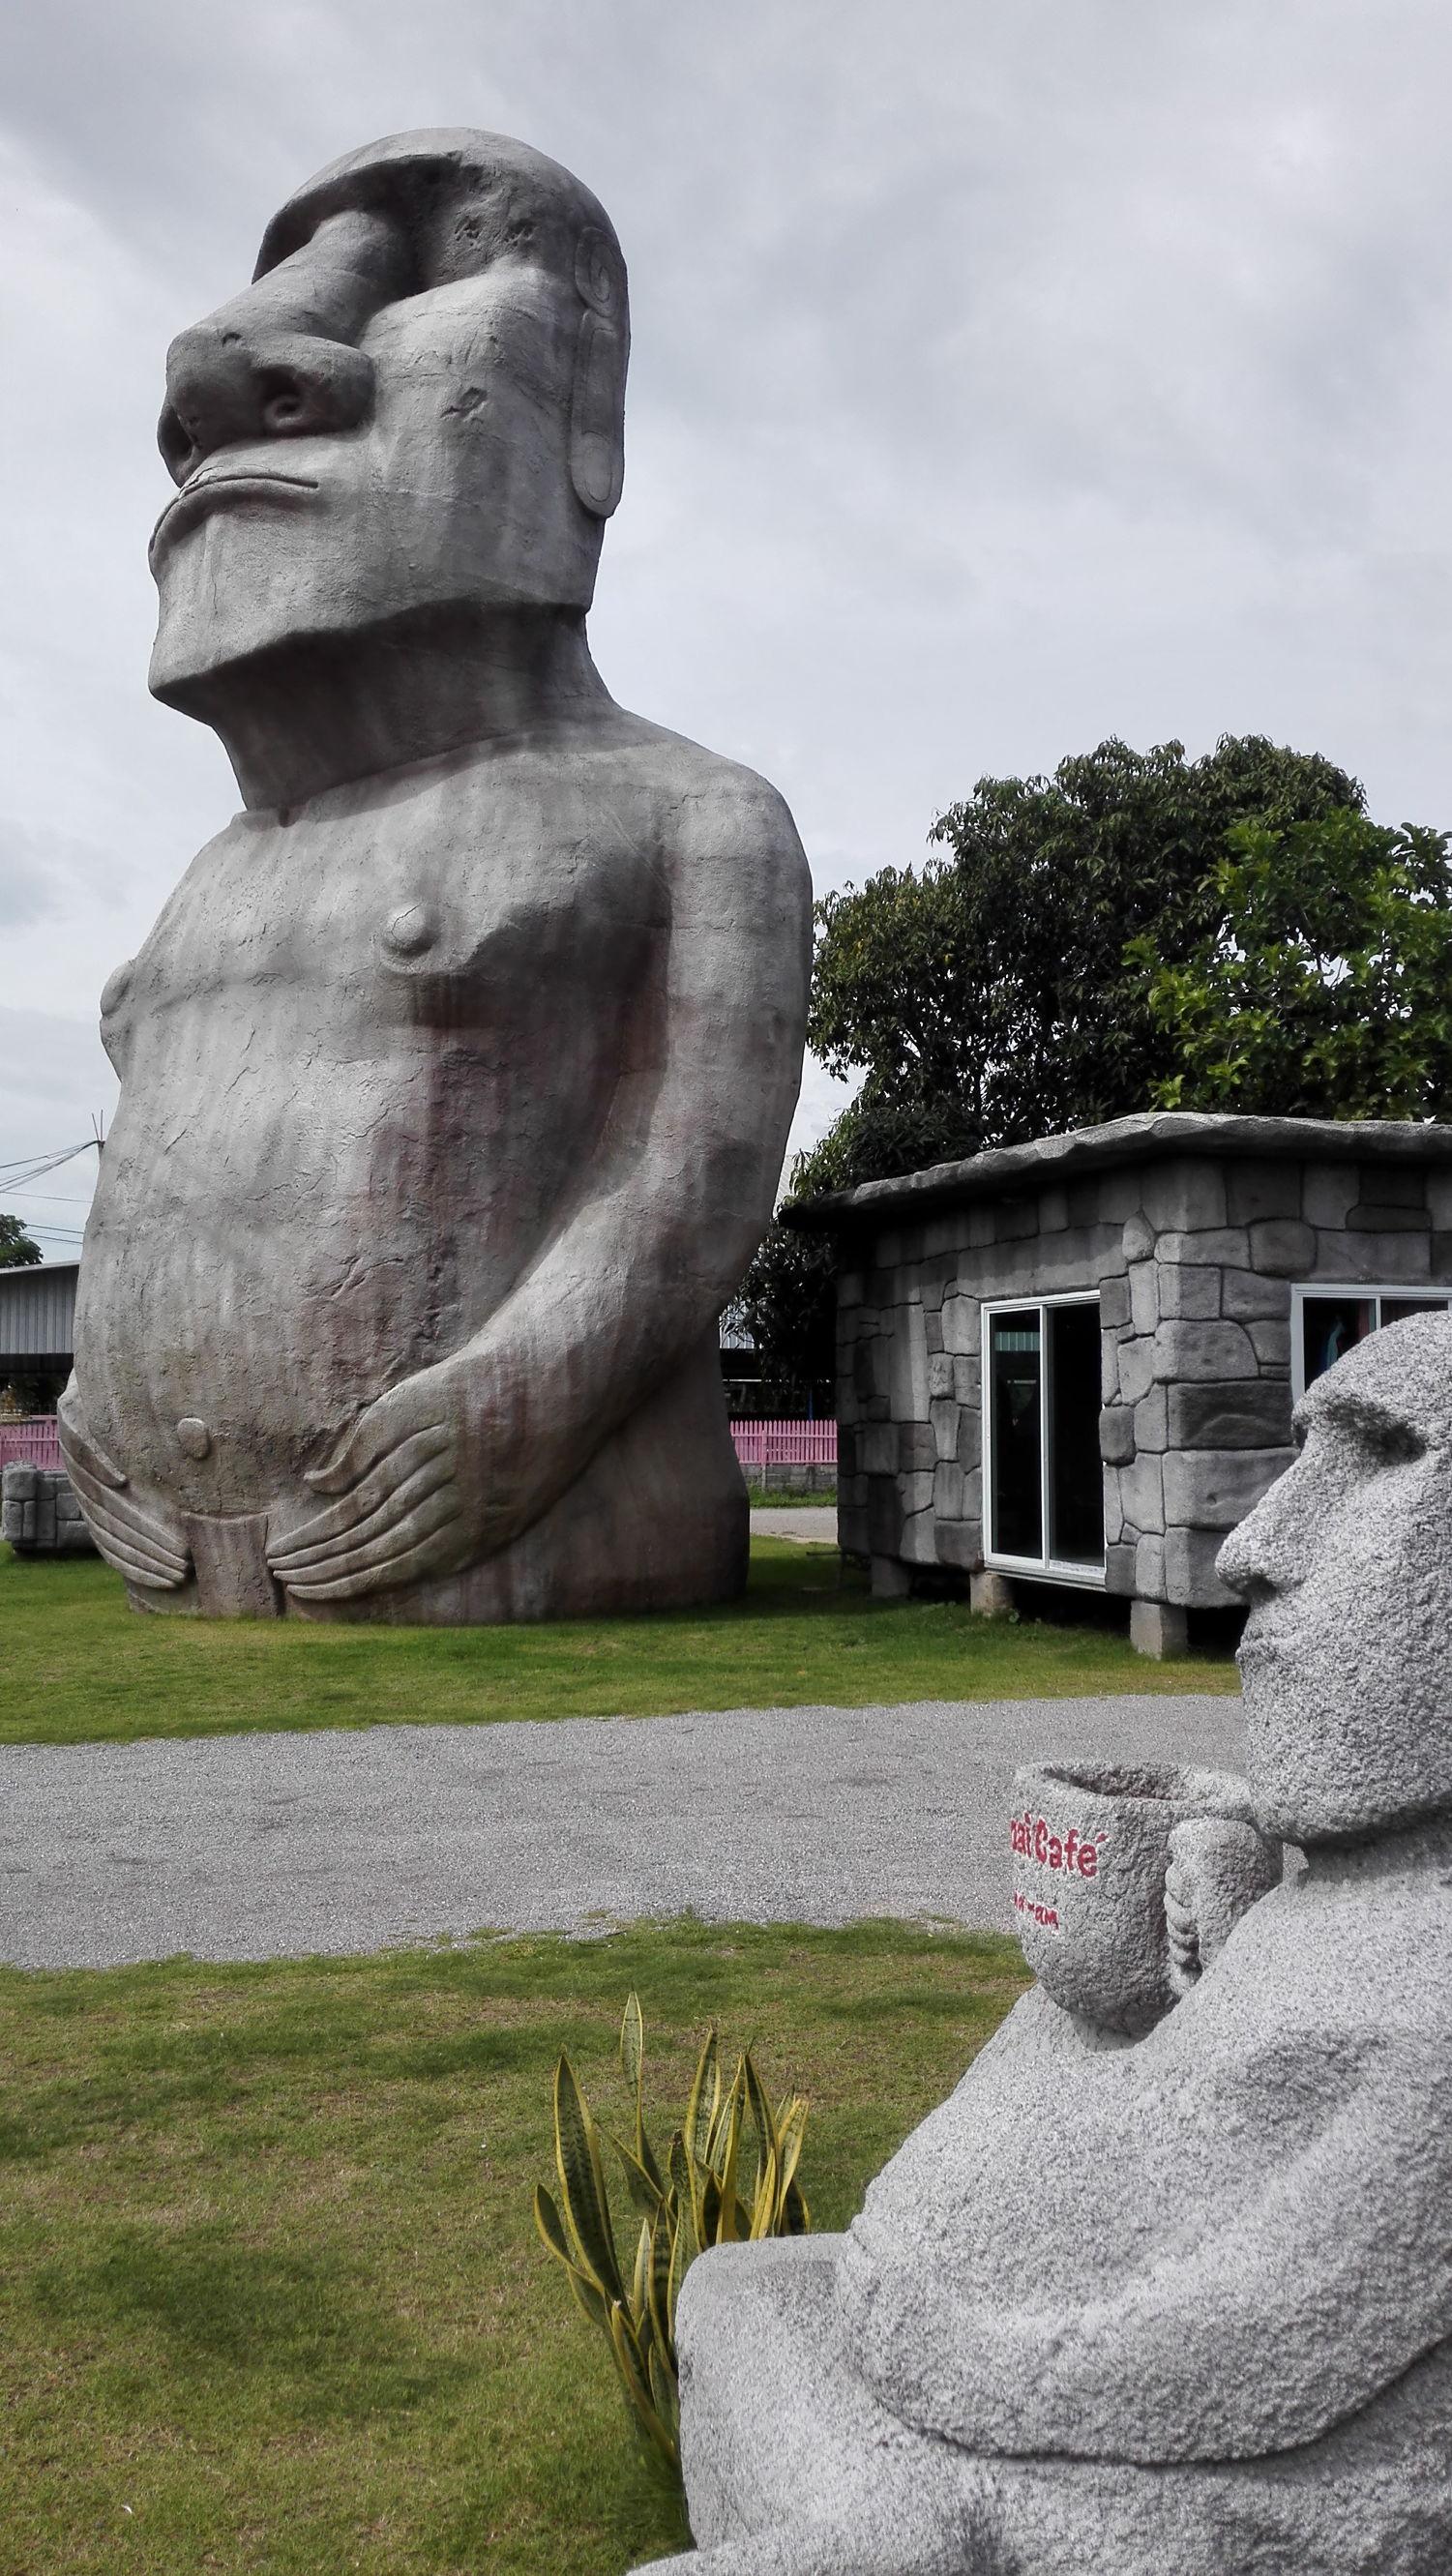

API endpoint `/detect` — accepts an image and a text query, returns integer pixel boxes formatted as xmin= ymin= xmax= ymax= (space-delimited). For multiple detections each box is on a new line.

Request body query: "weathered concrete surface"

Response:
xmin=656 ymin=1318 xmax=1452 ymax=2575
xmin=0 ymin=1694 xmax=1242 ymax=1971
xmin=66 ymin=129 xmax=809 ymax=1624
xmin=0 ymin=1465 xmax=95 ymax=1557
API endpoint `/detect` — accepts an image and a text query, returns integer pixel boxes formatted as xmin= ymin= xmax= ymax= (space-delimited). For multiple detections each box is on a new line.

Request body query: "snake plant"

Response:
xmin=534 ymin=1992 xmax=810 ymax=2467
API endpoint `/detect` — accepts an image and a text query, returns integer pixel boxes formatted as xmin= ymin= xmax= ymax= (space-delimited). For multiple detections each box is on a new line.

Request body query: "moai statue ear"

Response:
xmin=570 ymin=227 xmax=628 ymax=518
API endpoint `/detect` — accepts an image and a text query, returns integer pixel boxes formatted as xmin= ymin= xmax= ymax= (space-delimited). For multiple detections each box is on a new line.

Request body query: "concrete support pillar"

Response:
xmin=870 ymin=1554 xmax=912 ymax=1600
xmin=1130 ymin=1598 xmax=1189 ymax=1659
xmin=969 ymin=1569 xmax=1015 ymax=1618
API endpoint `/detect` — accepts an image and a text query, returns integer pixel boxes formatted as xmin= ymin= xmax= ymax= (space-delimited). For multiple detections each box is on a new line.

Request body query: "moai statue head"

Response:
xmin=1220 ymin=1310 xmax=1452 ymax=1844
xmin=148 ymin=131 xmax=629 ymax=792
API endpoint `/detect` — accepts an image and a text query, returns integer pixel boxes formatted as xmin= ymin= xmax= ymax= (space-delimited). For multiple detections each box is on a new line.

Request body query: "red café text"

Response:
xmin=1009 ymin=1813 xmax=1106 ymax=1880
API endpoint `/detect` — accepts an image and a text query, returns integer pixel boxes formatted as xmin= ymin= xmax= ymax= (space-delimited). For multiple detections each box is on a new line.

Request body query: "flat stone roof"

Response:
xmin=788 ymin=1110 xmax=1452 ymax=1229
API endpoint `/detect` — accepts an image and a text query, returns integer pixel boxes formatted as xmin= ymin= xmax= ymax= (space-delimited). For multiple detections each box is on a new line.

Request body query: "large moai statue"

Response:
xmin=63 ymin=132 xmax=811 ymax=1622
xmin=643 ymin=1314 xmax=1452 ymax=2575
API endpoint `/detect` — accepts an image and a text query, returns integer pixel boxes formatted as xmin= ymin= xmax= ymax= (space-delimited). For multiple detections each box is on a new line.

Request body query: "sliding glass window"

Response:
xmin=985 ymin=1296 xmax=1104 ymax=1581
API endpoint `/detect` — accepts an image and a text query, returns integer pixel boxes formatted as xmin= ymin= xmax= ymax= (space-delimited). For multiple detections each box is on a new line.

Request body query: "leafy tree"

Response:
xmin=809 ymin=734 xmax=1363 ymax=1155
xmin=1134 ymin=812 xmax=1452 ymax=1119
xmin=0 ymin=1214 xmax=42 ymax=1269
xmin=736 ymin=734 xmax=1367 ymax=1394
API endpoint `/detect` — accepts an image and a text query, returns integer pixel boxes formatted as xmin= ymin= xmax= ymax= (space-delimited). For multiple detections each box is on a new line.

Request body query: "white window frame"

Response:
xmin=981 ymin=1291 xmax=1105 ymax=1588
xmin=1289 ymin=1282 xmax=1452 ymax=1404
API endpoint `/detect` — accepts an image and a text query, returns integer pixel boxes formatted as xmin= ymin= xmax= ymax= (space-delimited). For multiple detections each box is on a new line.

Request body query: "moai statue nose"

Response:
xmin=157 ymin=205 xmax=411 ymax=485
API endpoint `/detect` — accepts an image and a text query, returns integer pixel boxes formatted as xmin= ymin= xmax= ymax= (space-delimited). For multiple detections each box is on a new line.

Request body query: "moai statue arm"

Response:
xmin=863 ymin=2024 xmax=1452 ymax=2468
xmin=268 ymin=771 xmax=811 ymax=1601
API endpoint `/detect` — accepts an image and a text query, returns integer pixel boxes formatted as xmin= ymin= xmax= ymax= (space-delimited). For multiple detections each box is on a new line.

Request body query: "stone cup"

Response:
xmin=1008 ymin=1761 xmax=1277 ymax=2037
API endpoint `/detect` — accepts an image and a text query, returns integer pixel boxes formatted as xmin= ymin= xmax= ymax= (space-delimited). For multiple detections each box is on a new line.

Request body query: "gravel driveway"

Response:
xmin=0 ymin=1694 xmax=1244 ymax=1970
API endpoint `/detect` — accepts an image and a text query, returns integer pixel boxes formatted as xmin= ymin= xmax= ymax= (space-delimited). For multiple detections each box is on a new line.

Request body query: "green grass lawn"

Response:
xmin=0 ymin=1539 xmax=1237 ymax=1747
xmin=0 ymin=1918 xmax=1030 ymax=2576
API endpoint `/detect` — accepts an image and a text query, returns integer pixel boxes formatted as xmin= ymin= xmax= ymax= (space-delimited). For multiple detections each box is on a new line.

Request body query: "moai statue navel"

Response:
xmin=643 ymin=1314 xmax=1452 ymax=2576
xmin=64 ymin=132 xmax=810 ymax=1621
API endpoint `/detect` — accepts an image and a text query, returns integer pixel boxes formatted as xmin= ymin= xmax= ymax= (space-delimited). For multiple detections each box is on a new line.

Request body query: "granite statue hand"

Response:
xmin=1164 ymin=1816 xmax=1283 ymax=1997
xmin=267 ymin=1361 xmax=506 ymax=1602
xmin=56 ymin=1384 xmax=191 ymax=1591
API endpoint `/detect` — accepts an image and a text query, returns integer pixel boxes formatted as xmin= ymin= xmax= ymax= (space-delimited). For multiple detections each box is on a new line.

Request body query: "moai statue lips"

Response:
xmin=64 ymin=132 xmax=811 ymax=1624
xmin=643 ymin=1318 xmax=1452 ymax=2576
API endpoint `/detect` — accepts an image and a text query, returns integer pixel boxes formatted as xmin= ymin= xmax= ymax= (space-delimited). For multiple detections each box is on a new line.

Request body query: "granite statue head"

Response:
xmin=1218 ymin=1310 xmax=1452 ymax=1845
xmin=148 ymin=130 xmax=629 ymax=725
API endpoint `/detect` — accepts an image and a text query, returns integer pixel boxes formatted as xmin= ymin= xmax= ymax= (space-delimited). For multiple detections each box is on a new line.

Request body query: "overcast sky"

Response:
xmin=5 ymin=0 xmax=1452 ymax=1255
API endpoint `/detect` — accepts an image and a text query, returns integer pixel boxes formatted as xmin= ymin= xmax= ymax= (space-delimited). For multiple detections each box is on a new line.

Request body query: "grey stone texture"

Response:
xmin=66 ymin=131 xmax=810 ymax=1624
xmin=807 ymin=1112 xmax=1452 ymax=1620
xmin=0 ymin=1466 xmax=98 ymax=1557
xmin=647 ymin=1318 xmax=1452 ymax=2573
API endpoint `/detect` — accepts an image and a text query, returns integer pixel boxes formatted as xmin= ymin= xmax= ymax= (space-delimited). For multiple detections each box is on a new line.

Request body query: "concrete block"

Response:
xmin=837 ymin=1499 xmax=869 ymax=1554
xmin=1309 ymin=1229 xmax=1433 ymax=1282
xmin=1103 ymin=1538 xmax=1137 ymax=1594
xmin=1163 ymin=1524 xmax=1238 ymax=1607
xmin=956 ymin=1409 xmax=982 ymax=1469
xmin=1135 ymin=1533 xmax=1166 ymax=1599
xmin=1348 ymin=1202 xmax=1430 ymax=1233
xmin=1220 ymin=1267 xmax=1290 ymax=1321
xmin=1122 ymin=1212 xmax=1157 ymax=1262
xmin=1130 ymin=1598 xmax=1189 ymax=1658
xmin=934 ymin=1521 xmax=980 ymax=1572
xmin=1134 ymin=1383 xmax=1169 ymax=1452
xmin=901 ymin=1508 xmax=938 ymax=1566
xmin=1098 ymin=1274 xmax=1131 ymax=1329
xmin=923 ymin=1310 xmax=944 ymax=1353
xmin=1153 ymin=1319 xmax=1258 ymax=1382
xmin=1168 ymin=1377 xmax=1293 ymax=1449
xmin=1116 ymin=1338 xmax=1157 ymax=1406
xmin=951 ymin=1356 xmax=980 ymax=1406
xmin=1140 ymin=1158 xmax=1228 ymax=1231
xmin=1129 ymin=1264 xmax=1159 ymax=1335
xmin=1103 ymin=1473 xmax=1124 ymax=1547
xmin=1156 ymin=1227 xmax=1251 ymax=1267
xmin=997 ymin=1199 xmax=1039 ymax=1240
xmin=929 ymin=1399 xmax=960 ymax=1463
xmin=1225 ymin=1160 xmax=1301 ymax=1225
xmin=1426 ymin=1170 xmax=1452 ymax=1229
xmin=1157 ymin=1264 xmax=1221 ymax=1320
xmin=1248 ymin=1218 xmax=1317 ymax=1276
xmin=888 ymin=1303 xmax=931 ymax=1420
xmin=1248 ymin=1319 xmax=1291 ymax=1370
xmin=861 ymin=1423 xmax=897 ymax=1477
xmin=1119 ymin=1451 xmax=1165 ymax=1536
xmin=933 ymin=1461 xmax=965 ymax=1521
xmin=898 ymin=1422 xmax=935 ymax=1472
xmin=1038 ymin=1185 xmax=1068 ymax=1232
xmin=867 ymin=1477 xmax=903 ymax=1554
xmin=1302 ymin=1165 xmax=1358 ymax=1229
xmin=939 ymin=1293 xmax=977 ymax=1356
xmin=870 ymin=1553 xmax=912 ymax=1598
xmin=969 ymin=1568 xmax=1014 ymax=1616
xmin=1163 ymin=1446 xmax=1295 ymax=1530
xmin=927 ymin=1351 xmax=954 ymax=1401
xmin=1100 ymin=1405 xmax=1136 ymax=1466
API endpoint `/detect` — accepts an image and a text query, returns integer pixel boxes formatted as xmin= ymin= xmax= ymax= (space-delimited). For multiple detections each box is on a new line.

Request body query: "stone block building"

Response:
xmin=1 ymin=1464 xmax=96 ymax=1557
xmin=796 ymin=1112 xmax=1452 ymax=1653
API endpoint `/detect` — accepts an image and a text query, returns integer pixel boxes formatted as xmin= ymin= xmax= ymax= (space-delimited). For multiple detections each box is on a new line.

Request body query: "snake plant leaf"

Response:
xmin=647 ymin=2203 xmax=675 ymax=2360
xmin=607 ymin=2127 xmax=666 ymax=2220
xmin=784 ymin=2176 xmax=810 ymax=2235
xmin=620 ymin=1991 xmax=645 ymax=2099
xmin=608 ymin=2300 xmax=679 ymax=2465
xmin=715 ymin=2065 xmax=748 ymax=2238
xmin=632 ymin=2214 xmax=652 ymax=2319
xmin=552 ymin=2053 xmax=625 ymax=2305
xmin=741 ymin=2050 xmax=775 ymax=2195
xmin=534 ymin=2186 xmax=612 ymax=2330
xmin=683 ymin=2026 xmax=720 ymax=2171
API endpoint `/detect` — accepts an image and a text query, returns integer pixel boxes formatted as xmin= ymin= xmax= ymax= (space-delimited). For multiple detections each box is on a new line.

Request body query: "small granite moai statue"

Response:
xmin=641 ymin=1312 xmax=1452 ymax=2576
xmin=63 ymin=131 xmax=810 ymax=1622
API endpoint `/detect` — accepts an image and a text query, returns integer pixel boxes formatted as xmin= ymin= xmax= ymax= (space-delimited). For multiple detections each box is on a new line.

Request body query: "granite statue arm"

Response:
xmin=268 ymin=771 xmax=812 ymax=1601
xmin=848 ymin=2028 xmax=1452 ymax=2466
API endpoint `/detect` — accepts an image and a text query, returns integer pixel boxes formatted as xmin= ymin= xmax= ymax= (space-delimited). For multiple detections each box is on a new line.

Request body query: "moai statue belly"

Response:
xmin=65 ymin=131 xmax=810 ymax=1620
xmin=641 ymin=1318 xmax=1452 ymax=2576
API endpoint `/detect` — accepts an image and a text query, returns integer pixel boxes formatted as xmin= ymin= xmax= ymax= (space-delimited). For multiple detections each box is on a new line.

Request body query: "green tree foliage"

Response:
xmin=1134 ymin=812 xmax=1452 ymax=1119
xmin=809 ymin=733 xmax=1363 ymax=1153
xmin=0 ymin=1213 xmax=42 ymax=1269
xmin=736 ymin=735 xmax=1365 ymax=1392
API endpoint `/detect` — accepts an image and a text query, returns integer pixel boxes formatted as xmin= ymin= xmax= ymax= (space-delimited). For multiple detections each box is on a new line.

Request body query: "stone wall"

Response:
xmin=836 ymin=1143 xmax=1452 ymax=1610
xmin=1 ymin=1466 xmax=97 ymax=1558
